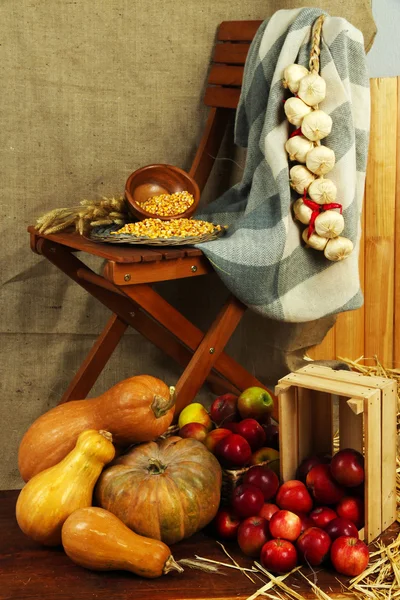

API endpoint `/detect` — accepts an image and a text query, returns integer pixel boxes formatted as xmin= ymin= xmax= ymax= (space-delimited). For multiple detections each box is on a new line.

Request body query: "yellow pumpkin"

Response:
xmin=16 ymin=429 xmax=115 ymax=546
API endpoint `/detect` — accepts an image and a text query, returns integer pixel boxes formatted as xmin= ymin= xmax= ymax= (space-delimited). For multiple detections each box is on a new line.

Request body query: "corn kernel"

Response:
xmin=111 ymin=218 xmax=223 ymax=239
xmin=138 ymin=191 xmax=194 ymax=217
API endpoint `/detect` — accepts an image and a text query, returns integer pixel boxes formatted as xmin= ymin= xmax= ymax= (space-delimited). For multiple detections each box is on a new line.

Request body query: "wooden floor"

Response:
xmin=1 ymin=490 xmax=399 ymax=600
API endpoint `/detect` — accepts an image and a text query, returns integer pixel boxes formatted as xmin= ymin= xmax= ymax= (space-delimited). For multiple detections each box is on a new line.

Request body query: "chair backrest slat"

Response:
xmin=213 ymin=42 xmax=249 ymax=65
xmin=208 ymin=64 xmax=243 ymax=86
xmin=204 ymin=86 xmax=241 ymax=109
xmin=217 ymin=20 xmax=262 ymax=41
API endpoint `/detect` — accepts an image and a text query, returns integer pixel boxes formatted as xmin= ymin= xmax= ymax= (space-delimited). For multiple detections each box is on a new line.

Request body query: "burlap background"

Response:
xmin=0 ymin=0 xmax=375 ymax=490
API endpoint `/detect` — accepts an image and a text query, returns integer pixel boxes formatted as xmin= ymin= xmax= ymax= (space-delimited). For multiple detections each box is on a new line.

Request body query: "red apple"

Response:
xmin=325 ymin=517 xmax=359 ymax=541
xmin=296 ymin=526 xmax=331 ymax=566
xmin=330 ymin=536 xmax=369 ymax=576
xmin=330 ymin=449 xmax=364 ymax=488
xmin=262 ymin=423 xmax=279 ymax=450
xmin=309 ymin=507 xmax=337 ymax=529
xmin=210 ymin=393 xmax=239 ymax=425
xmin=236 ymin=418 xmax=266 ymax=451
xmin=250 ymin=447 xmax=279 ymax=466
xmin=204 ymin=429 xmax=232 ymax=454
xmin=336 ymin=497 xmax=364 ymax=528
xmin=297 ymin=512 xmax=315 ymax=533
xmin=276 ymin=480 xmax=313 ymax=514
xmin=237 ymin=516 xmax=270 ymax=557
xmin=238 ymin=387 xmax=274 ymax=423
xmin=231 ymin=484 xmax=264 ymax=518
xmin=306 ymin=464 xmax=345 ymax=504
xmin=215 ymin=434 xmax=252 ymax=468
xmin=269 ymin=510 xmax=302 ymax=541
xmin=242 ymin=465 xmax=279 ymax=501
xmin=259 ymin=503 xmax=279 ymax=521
xmin=260 ymin=539 xmax=298 ymax=573
xmin=214 ymin=509 xmax=241 ymax=540
xmin=179 ymin=422 xmax=208 ymax=443
xmin=225 ymin=422 xmax=241 ymax=433
xmin=296 ymin=454 xmax=330 ymax=483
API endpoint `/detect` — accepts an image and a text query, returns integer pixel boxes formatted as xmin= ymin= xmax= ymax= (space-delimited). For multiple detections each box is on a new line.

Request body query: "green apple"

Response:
xmin=238 ymin=387 xmax=274 ymax=422
xmin=178 ymin=402 xmax=212 ymax=432
xmin=250 ymin=447 xmax=280 ymax=466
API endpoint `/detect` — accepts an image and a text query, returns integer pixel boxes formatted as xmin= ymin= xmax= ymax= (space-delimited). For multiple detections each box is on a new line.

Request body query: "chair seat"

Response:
xmin=28 ymin=226 xmax=204 ymax=263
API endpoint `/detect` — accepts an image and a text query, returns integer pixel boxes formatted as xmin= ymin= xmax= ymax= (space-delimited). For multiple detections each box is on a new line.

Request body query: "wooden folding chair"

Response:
xmin=28 ymin=20 xmax=279 ymax=419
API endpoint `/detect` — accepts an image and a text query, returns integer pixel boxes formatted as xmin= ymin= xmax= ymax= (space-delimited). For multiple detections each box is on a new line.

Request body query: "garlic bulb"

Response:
xmin=314 ymin=210 xmax=344 ymax=238
xmin=293 ymin=198 xmax=312 ymax=224
xmin=308 ymin=178 xmax=337 ymax=204
xmin=282 ymin=64 xmax=309 ymax=94
xmin=297 ymin=73 xmax=326 ymax=106
xmin=306 ymin=146 xmax=336 ymax=176
xmin=302 ymin=228 xmax=328 ymax=251
xmin=285 ymin=135 xmax=314 ymax=163
xmin=324 ymin=236 xmax=354 ymax=261
xmin=301 ymin=110 xmax=332 ymax=142
xmin=284 ymin=97 xmax=312 ymax=127
xmin=290 ymin=165 xmax=315 ymax=194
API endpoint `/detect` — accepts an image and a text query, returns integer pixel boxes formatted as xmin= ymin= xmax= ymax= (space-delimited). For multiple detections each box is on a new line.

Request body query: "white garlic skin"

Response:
xmin=293 ymin=198 xmax=312 ymax=224
xmin=324 ymin=236 xmax=354 ymax=261
xmin=285 ymin=135 xmax=314 ymax=163
xmin=283 ymin=64 xmax=309 ymax=94
xmin=301 ymin=110 xmax=333 ymax=142
xmin=302 ymin=228 xmax=328 ymax=250
xmin=297 ymin=72 xmax=326 ymax=107
xmin=306 ymin=146 xmax=336 ymax=176
xmin=290 ymin=165 xmax=315 ymax=194
xmin=308 ymin=178 xmax=337 ymax=204
xmin=284 ymin=97 xmax=312 ymax=127
xmin=314 ymin=210 xmax=345 ymax=238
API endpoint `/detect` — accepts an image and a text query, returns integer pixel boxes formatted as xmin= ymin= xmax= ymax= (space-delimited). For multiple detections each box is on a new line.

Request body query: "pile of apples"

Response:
xmin=178 ymin=388 xmax=279 ymax=473
xmin=215 ymin=448 xmax=369 ymax=577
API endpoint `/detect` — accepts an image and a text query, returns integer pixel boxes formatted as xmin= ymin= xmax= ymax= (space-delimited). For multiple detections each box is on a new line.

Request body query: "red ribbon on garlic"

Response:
xmin=302 ymin=192 xmax=342 ymax=238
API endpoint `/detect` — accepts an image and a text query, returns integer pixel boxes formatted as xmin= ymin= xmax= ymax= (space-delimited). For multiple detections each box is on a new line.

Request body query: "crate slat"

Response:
xmin=339 ymin=395 xmax=363 ymax=453
xmin=279 ymin=386 xmax=299 ymax=481
xmin=365 ymin=390 xmax=382 ymax=543
xmin=381 ymin=381 xmax=397 ymax=530
xmin=312 ymin=391 xmax=334 ymax=456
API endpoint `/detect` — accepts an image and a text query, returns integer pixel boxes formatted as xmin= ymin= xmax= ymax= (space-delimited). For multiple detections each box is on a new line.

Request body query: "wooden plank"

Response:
xmin=335 ymin=191 xmax=366 ymax=361
xmin=204 ymin=86 xmax=241 ymax=109
xmin=174 ymin=295 xmax=246 ymax=414
xmin=103 ymin=255 xmax=212 ymax=285
xmin=339 ymin=395 xmax=363 ymax=453
xmin=218 ymin=20 xmax=262 ymax=41
xmin=364 ymin=390 xmax=382 ymax=543
xmin=59 ymin=315 xmax=128 ymax=403
xmin=395 ymin=76 xmax=400 ymax=367
xmin=213 ymin=42 xmax=250 ymax=64
xmin=312 ymin=391 xmax=334 ymax=456
xmin=208 ymin=64 xmax=244 ymax=86
xmin=297 ymin=387 xmax=313 ymax=464
xmin=298 ymin=364 xmax=391 ymax=389
xmin=277 ymin=371 xmax=376 ymax=400
xmin=364 ymin=78 xmax=397 ymax=366
xmin=279 ymin=387 xmax=299 ymax=481
xmin=381 ymin=381 xmax=397 ymax=530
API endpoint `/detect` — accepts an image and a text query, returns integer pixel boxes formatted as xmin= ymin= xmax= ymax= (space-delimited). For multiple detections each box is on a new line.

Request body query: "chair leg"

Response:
xmin=59 ymin=314 xmax=128 ymax=403
xmin=174 ymin=295 xmax=246 ymax=414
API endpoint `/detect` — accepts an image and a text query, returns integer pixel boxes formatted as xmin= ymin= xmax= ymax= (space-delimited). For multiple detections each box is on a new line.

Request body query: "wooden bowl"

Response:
xmin=125 ymin=164 xmax=201 ymax=221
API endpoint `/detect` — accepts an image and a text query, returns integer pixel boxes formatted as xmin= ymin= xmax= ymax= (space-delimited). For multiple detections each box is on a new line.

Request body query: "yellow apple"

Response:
xmin=178 ymin=402 xmax=212 ymax=432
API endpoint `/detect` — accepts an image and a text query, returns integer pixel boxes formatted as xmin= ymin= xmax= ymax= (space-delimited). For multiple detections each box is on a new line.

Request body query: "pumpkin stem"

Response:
xmin=151 ymin=386 xmax=176 ymax=419
xmin=147 ymin=459 xmax=167 ymax=474
xmin=99 ymin=430 xmax=113 ymax=443
xmin=163 ymin=555 xmax=184 ymax=575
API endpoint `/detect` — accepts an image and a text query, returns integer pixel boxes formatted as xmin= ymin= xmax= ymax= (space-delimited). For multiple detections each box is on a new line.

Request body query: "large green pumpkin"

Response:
xmin=95 ymin=436 xmax=222 ymax=545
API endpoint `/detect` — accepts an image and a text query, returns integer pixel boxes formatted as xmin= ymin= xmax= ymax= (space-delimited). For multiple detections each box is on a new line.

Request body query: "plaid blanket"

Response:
xmin=196 ymin=8 xmax=370 ymax=323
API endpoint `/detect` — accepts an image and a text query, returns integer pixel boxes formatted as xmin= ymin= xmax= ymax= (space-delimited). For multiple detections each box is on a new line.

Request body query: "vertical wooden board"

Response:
xmin=364 ymin=390 xmax=382 ymax=543
xmin=338 ymin=396 xmax=363 ymax=453
xmin=395 ymin=76 xmax=400 ymax=367
xmin=364 ymin=78 xmax=397 ymax=367
xmin=381 ymin=382 xmax=397 ymax=530
xmin=279 ymin=387 xmax=299 ymax=482
xmin=311 ymin=391 xmax=333 ymax=456
xmin=335 ymin=194 xmax=366 ymax=361
xmin=307 ymin=326 xmax=336 ymax=361
xmin=297 ymin=387 xmax=313 ymax=464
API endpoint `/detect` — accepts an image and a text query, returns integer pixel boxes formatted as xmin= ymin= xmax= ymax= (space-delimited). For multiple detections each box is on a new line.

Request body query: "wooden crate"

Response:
xmin=275 ymin=364 xmax=397 ymax=543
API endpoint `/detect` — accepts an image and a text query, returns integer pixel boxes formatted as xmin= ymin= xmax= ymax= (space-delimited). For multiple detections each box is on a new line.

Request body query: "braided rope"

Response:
xmin=309 ymin=15 xmax=325 ymax=74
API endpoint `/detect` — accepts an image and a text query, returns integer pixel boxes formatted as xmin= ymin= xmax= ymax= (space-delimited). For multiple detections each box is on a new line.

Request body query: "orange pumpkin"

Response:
xmin=19 ymin=375 xmax=175 ymax=482
xmin=95 ymin=437 xmax=222 ymax=545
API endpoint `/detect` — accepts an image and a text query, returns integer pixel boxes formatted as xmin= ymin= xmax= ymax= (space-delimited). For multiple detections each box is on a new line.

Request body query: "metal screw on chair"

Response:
xmin=209 ymin=347 xmax=215 ymax=354
xmin=191 ymin=265 xmax=197 ymax=272
xmin=124 ymin=274 xmax=131 ymax=281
